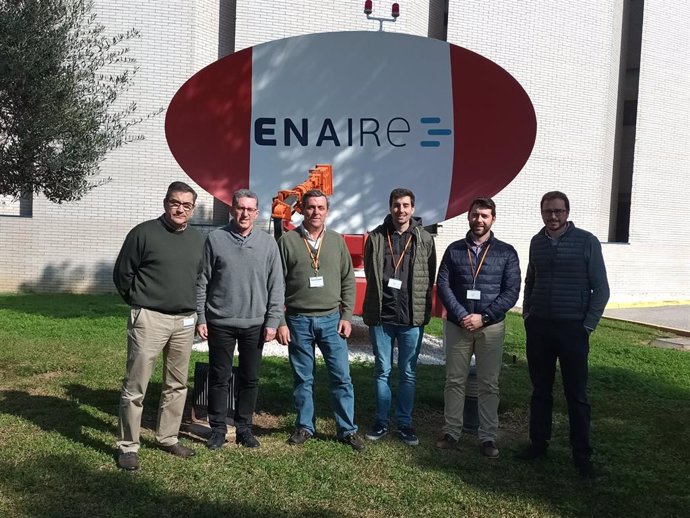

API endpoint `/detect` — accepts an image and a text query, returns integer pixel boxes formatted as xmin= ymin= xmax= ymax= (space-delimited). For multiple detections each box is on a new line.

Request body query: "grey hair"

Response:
xmin=232 ymin=189 xmax=259 ymax=207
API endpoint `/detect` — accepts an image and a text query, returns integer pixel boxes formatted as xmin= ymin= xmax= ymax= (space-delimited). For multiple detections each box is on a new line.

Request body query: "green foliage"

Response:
xmin=0 ymin=0 xmax=158 ymax=203
xmin=1 ymin=294 xmax=689 ymax=517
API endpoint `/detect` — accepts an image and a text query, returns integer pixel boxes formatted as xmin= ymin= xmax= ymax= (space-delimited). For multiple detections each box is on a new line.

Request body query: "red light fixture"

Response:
xmin=364 ymin=0 xmax=373 ymax=15
xmin=391 ymin=3 xmax=400 ymax=18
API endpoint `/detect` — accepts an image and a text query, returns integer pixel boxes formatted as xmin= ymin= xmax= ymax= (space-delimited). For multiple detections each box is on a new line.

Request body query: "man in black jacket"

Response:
xmin=436 ymin=197 xmax=520 ymax=458
xmin=518 ymin=191 xmax=609 ymax=479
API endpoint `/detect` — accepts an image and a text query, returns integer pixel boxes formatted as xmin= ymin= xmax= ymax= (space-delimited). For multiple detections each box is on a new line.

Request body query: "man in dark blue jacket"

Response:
xmin=436 ymin=197 xmax=520 ymax=458
xmin=518 ymin=191 xmax=609 ymax=479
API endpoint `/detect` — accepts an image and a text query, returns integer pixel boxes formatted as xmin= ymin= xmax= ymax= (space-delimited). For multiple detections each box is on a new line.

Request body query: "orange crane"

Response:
xmin=271 ymin=164 xmax=333 ymax=237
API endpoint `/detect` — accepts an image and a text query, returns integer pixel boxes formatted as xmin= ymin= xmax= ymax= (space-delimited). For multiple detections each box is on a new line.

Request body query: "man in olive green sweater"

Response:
xmin=276 ymin=189 xmax=365 ymax=451
xmin=113 ymin=181 xmax=204 ymax=471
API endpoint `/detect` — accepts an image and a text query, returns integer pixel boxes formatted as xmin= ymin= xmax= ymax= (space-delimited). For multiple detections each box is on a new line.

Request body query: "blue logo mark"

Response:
xmin=420 ymin=117 xmax=452 ymax=147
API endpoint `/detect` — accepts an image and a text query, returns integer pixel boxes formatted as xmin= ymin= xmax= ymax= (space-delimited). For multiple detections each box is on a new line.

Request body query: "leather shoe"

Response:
xmin=117 ymin=451 xmax=139 ymax=471
xmin=160 ymin=442 xmax=196 ymax=458
xmin=479 ymin=441 xmax=500 ymax=458
xmin=287 ymin=428 xmax=312 ymax=446
xmin=435 ymin=433 xmax=458 ymax=450
xmin=515 ymin=442 xmax=548 ymax=460
xmin=340 ymin=433 xmax=366 ymax=452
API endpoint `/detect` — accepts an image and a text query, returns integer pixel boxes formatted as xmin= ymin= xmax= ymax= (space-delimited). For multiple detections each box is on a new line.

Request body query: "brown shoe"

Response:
xmin=435 ymin=433 xmax=458 ymax=450
xmin=117 ymin=451 xmax=139 ymax=471
xmin=340 ymin=433 xmax=366 ymax=452
xmin=287 ymin=428 xmax=312 ymax=446
xmin=479 ymin=441 xmax=500 ymax=458
xmin=160 ymin=442 xmax=196 ymax=458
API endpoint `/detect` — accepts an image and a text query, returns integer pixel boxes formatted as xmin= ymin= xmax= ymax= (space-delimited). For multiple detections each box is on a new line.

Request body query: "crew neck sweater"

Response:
xmin=113 ymin=217 xmax=204 ymax=313
xmin=277 ymin=228 xmax=355 ymax=323
xmin=196 ymin=224 xmax=284 ymax=329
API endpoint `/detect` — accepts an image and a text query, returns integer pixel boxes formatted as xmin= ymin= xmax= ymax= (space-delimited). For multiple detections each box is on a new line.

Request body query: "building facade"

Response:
xmin=1 ymin=0 xmax=688 ymax=304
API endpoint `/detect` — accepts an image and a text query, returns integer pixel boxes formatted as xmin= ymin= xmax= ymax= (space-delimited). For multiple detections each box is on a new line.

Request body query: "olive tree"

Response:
xmin=0 ymin=0 xmax=158 ymax=203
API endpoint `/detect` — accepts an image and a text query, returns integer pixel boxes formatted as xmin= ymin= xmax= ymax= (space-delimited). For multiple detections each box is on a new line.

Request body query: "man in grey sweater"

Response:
xmin=196 ymin=189 xmax=284 ymax=449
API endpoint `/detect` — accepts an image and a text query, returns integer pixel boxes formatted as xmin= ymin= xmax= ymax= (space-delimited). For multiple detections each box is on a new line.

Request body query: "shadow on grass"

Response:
xmin=407 ymin=360 xmax=690 ymax=518
xmin=0 ymin=454 xmax=347 ymax=518
xmin=0 ymin=390 xmax=116 ymax=456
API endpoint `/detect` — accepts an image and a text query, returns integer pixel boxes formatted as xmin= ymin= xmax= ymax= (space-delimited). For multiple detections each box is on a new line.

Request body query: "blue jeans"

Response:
xmin=369 ymin=324 xmax=423 ymax=429
xmin=287 ymin=311 xmax=357 ymax=438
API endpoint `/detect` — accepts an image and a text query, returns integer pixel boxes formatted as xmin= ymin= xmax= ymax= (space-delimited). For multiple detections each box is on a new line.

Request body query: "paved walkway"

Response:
xmin=604 ymin=304 xmax=690 ymax=334
xmin=604 ymin=304 xmax=690 ymax=351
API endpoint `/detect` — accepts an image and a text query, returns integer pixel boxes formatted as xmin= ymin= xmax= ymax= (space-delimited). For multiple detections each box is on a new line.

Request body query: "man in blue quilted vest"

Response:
xmin=436 ymin=197 xmax=521 ymax=458
xmin=518 ymin=191 xmax=610 ymax=479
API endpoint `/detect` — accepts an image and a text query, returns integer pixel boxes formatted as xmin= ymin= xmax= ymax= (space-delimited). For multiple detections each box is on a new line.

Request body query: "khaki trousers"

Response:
xmin=442 ymin=319 xmax=505 ymax=442
xmin=117 ymin=307 xmax=196 ymax=453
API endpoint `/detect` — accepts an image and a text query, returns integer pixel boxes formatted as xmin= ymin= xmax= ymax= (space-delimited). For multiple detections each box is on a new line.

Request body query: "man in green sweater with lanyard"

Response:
xmin=276 ymin=189 xmax=365 ymax=451
xmin=113 ymin=181 xmax=204 ymax=471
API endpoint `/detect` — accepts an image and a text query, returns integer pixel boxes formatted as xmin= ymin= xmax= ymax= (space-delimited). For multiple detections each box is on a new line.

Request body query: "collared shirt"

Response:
xmin=469 ymin=239 xmax=488 ymax=259
xmin=545 ymin=222 xmax=570 ymax=246
xmin=299 ymin=224 xmax=325 ymax=253
xmin=229 ymin=219 xmax=251 ymax=245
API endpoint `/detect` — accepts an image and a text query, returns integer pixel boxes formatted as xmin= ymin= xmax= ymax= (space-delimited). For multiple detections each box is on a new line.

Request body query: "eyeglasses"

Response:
xmin=233 ymin=207 xmax=258 ymax=214
xmin=167 ymin=199 xmax=195 ymax=211
xmin=541 ymin=209 xmax=567 ymax=216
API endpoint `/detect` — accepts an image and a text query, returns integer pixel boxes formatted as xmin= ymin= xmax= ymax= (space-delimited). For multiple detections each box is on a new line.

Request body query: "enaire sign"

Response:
xmin=166 ymin=31 xmax=537 ymax=233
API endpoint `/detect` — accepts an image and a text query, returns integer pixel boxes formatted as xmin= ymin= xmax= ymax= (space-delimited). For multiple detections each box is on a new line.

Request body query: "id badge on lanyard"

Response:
xmin=467 ymin=244 xmax=491 ymax=301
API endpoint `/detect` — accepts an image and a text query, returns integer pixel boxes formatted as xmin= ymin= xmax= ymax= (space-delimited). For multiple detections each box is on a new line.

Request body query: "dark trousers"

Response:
xmin=525 ymin=316 xmax=592 ymax=461
xmin=207 ymin=323 xmax=263 ymax=435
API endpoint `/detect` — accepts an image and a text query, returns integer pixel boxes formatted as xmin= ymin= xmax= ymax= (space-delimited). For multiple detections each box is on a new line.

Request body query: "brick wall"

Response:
xmin=1 ymin=0 xmax=688 ymax=303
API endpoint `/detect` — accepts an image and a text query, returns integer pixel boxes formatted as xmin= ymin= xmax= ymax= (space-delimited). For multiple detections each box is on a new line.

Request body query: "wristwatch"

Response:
xmin=481 ymin=313 xmax=490 ymax=325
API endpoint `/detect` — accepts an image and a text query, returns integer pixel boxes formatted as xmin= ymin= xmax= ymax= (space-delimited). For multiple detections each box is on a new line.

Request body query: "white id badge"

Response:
xmin=182 ymin=317 xmax=195 ymax=327
xmin=387 ymin=278 xmax=403 ymax=290
xmin=309 ymin=276 xmax=324 ymax=288
xmin=466 ymin=289 xmax=481 ymax=300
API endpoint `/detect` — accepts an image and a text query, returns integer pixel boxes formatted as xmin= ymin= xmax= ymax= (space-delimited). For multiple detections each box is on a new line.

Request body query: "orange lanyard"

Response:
xmin=467 ymin=244 xmax=491 ymax=288
xmin=302 ymin=231 xmax=324 ymax=272
xmin=387 ymin=231 xmax=413 ymax=278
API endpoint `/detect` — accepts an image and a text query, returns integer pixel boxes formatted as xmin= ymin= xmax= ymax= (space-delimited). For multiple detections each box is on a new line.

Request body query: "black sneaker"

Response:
xmin=515 ymin=442 xmax=548 ymax=460
xmin=397 ymin=427 xmax=419 ymax=447
xmin=287 ymin=428 xmax=312 ymax=446
xmin=207 ymin=431 xmax=226 ymax=450
xmin=365 ymin=423 xmax=388 ymax=441
xmin=340 ymin=433 xmax=366 ymax=452
xmin=117 ymin=451 xmax=139 ymax=471
xmin=236 ymin=431 xmax=260 ymax=448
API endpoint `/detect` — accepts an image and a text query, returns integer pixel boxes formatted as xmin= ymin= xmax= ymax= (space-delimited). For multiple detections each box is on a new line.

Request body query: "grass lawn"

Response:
xmin=1 ymin=294 xmax=689 ymax=517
